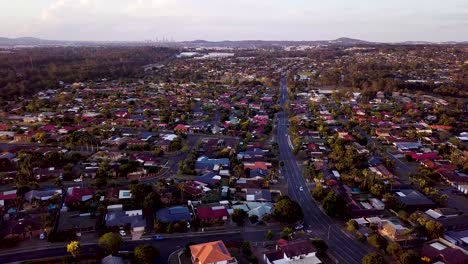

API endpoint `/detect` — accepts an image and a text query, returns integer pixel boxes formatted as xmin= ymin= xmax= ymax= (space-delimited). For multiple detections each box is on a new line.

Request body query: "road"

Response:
xmin=277 ymin=77 xmax=371 ymax=263
xmin=0 ymin=229 xmax=271 ymax=264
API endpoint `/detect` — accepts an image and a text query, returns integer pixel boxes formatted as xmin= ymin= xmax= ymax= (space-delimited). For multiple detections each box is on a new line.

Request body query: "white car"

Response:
xmin=294 ymin=224 xmax=304 ymax=230
xmin=74 ymin=178 xmax=82 ymax=183
xmin=119 ymin=230 xmax=126 ymax=236
xmin=299 ymin=186 xmax=304 ymax=191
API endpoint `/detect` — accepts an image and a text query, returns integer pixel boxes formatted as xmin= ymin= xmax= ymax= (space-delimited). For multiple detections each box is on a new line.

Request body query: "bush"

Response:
xmin=347 ymin=219 xmax=359 ymax=233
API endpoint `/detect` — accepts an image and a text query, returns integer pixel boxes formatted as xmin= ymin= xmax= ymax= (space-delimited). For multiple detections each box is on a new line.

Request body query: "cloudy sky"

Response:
xmin=1 ymin=0 xmax=467 ymax=42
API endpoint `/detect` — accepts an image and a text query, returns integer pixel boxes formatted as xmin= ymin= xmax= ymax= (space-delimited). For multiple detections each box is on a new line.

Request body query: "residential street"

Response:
xmin=277 ymin=77 xmax=372 ymax=264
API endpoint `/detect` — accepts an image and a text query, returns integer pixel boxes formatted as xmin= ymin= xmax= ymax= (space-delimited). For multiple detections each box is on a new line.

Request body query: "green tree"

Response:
xmin=362 ymin=253 xmax=386 ymax=264
xmin=346 ymin=219 xmax=359 ymax=233
xmin=312 ymin=185 xmax=328 ymax=201
xmin=266 ymin=230 xmax=274 ymax=240
xmin=425 ymin=220 xmax=444 ymax=238
xmin=311 ymin=239 xmax=328 ymax=254
xmin=282 ymin=227 xmax=294 ymax=240
xmin=367 ymin=234 xmax=388 ymax=250
xmin=399 ymin=250 xmax=419 ymax=264
xmin=241 ymin=241 xmax=252 ymax=256
xmin=130 ymin=183 xmax=153 ymax=206
xmin=322 ymin=191 xmax=347 ymax=217
xmin=386 ymin=242 xmax=401 ymax=258
xmin=274 ymin=196 xmax=303 ymax=223
xmin=143 ymin=192 xmax=162 ymax=213
xmin=134 ymin=244 xmax=160 ymax=264
xmin=98 ymin=232 xmax=123 ymax=254
xmin=231 ymin=209 xmax=248 ymax=226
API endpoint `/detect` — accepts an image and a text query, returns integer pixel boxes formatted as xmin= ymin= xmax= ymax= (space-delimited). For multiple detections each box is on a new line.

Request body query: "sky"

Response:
xmin=0 ymin=0 xmax=467 ymax=42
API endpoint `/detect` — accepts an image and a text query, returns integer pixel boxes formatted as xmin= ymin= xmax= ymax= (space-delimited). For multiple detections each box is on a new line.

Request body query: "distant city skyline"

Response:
xmin=1 ymin=0 xmax=467 ymax=42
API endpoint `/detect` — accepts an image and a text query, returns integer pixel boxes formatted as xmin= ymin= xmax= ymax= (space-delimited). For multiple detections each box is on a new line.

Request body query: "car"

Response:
xmin=39 ymin=233 xmax=46 ymax=240
xmin=294 ymin=224 xmax=304 ymax=230
xmin=299 ymin=186 xmax=304 ymax=191
xmin=119 ymin=230 xmax=126 ymax=236
xmin=73 ymin=178 xmax=82 ymax=183
xmin=153 ymin=235 xmax=165 ymax=241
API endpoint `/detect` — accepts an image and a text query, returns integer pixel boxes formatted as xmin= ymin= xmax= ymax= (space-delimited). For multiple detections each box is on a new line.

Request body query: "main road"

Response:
xmin=0 ymin=228 xmax=274 ymax=264
xmin=277 ymin=77 xmax=372 ymax=263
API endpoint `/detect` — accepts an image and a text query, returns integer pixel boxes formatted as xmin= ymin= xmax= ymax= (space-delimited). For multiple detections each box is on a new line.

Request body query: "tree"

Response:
xmin=98 ymin=232 xmax=123 ymax=254
xmin=130 ymin=183 xmax=153 ymax=206
xmin=143 ymin=192 xmax=162 ymax=213
xmin=399 ymin=250 xmax=419 ymax=264
xmin=266 ymin=230 xmax=274 ymax=240
xmin=241 ymin=241 xmax=252 ymax=256
xmin=367 ymin=234 xmax=388 ymax=250
xmin=370 ymin=184 xmax=385 ymax=197
xmin=362 ymin=253 xmax=386 ymax=264
xmin=67 ymin=241 xmax=81 ymax=257
xmin=282 ymin=227 xmax=294 ymax=240
xmin=386 ymin=242 xmax=401 ymax=258
xmin=425 ymin=220 xmax=444 ymax=238
xmin=312 ymin=185 xmax=328 ymax=201
xmin=274 ymin=196 xmax=303 ymax=223
xmin=311 ymin=239 xmax=328 ymax=254
xmin=346 ymin=219 xmax=359 ymax=233
xmin=231 ymin=209 xmax=248 ymax=226
xmin=249 ymin=214 xmax=259 ymax=223
xmin=322 ymin=191 xmax=347 ymax=217
xmin=134 ymin=244 xmax=160 ymax=264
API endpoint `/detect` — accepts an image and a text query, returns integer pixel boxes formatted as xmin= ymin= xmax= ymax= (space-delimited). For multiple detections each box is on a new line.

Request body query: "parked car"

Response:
xmin=153 ymin=235 xmax=165 ymax=241
xmin=73 ymin=178 xmax=82 ymax=183
xmin=119 ymin=230 xmax=126 ymax=236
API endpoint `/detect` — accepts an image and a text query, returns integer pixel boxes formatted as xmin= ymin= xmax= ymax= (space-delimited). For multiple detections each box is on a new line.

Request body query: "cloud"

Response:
xmin=3 ymin=0 xmax=466 ymax=42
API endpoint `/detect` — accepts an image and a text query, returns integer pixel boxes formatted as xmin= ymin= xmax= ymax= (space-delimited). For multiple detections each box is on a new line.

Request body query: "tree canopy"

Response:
xmin=274 ymin=196 xmax=303 ymax=223
xmin=134 ymin=244 xmax=160 ymax=264
xmin=98 ymin=232 xmax=123 ymax=254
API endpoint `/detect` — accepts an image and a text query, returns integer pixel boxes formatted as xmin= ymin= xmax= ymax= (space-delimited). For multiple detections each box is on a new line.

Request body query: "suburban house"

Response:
xmin=195 ymin=156 xmax=230 ymax=174
xmin=231 ymin=202 xmax=273 ymax=220
xmin=394 ymin=189 xmax=436 ymax=212
xmin=421 ymin=238 xmax=468 ymax=264
xmin=379 ymin=219 xmax=413 ymax=242
xmin=263 ymin=239 xmax=321 ymax=264
xmin=156 ymin=206 xmax=192 ymax=223
xmin=416 ymin=208 xmax=468 ymax=232
xmin=64 ymin=187 xmax=95 ymax=206
xmin=196 ymin=206 xmax=229 ymax=222
xmin=105 ymin=204 xmax=145 ymax=230
xmin=190 ymin=240 xmax=237 ymax=264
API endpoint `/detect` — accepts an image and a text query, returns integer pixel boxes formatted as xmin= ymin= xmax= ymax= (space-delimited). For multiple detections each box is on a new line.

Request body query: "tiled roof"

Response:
xmin=190 ymin=240 xmax=234 ymax=264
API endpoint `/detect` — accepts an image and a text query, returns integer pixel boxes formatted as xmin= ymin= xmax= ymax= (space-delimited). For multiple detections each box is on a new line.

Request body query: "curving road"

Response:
xmin=277 ymin=77 xmax=371 ymax=264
